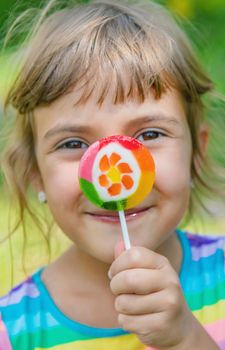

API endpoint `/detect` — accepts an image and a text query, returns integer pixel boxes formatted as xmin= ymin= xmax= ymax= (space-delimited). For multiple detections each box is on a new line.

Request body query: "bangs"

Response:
xmin=65 ymin=21 xmax=173 ymax=106
xmin=7 ymin=1 xmax=210 ymax=114
xmin=69 ymin=30 xmax=171 ymax=106
xmin=8 ymin=4 xmax=177 ymax=113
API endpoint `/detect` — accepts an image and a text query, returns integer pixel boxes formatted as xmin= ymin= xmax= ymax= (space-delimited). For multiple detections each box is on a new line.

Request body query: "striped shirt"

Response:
xmin=0 ymin=230 xmax=225 ymax=349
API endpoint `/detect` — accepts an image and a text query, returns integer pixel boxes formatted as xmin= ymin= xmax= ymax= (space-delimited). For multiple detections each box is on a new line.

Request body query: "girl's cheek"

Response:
xmin=153 ymin=149 xmax=191 ymax=194
xmin=42 ymin=161 xmax=81 ymax=199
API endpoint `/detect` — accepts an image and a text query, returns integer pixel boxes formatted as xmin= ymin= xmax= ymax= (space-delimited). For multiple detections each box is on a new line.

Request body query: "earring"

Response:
xmin=38 ymin=191 xmax=47 ymax=203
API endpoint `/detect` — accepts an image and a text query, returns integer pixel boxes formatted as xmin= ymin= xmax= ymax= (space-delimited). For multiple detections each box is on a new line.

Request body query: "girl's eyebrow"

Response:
xmin=125 ymin=114 xmax=181 ymax=129
xmin=44 ymin=114 xmax=180 ymax=140
xmin=44 ymin=124 xmax=92 ymax=140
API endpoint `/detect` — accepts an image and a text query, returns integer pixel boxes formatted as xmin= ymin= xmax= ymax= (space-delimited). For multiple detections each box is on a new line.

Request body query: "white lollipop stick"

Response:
xmin=118 ymin=210 xmax=131 ymax=250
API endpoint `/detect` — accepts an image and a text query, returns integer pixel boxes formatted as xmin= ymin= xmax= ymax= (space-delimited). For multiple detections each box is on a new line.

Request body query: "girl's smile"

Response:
xmin=33 ymin=86 xmax=192 ymax=264
xmin=85 ymin=205 xmax=155 ymax=224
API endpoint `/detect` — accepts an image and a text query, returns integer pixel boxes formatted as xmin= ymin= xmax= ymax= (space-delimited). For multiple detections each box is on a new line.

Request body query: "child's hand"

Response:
xmin=108 ymin=246 xmax=217 ymax=350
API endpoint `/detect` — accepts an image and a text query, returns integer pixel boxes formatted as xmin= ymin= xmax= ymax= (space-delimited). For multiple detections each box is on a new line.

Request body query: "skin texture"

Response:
xmin=32 ymin=88 xmax=218 ymax=349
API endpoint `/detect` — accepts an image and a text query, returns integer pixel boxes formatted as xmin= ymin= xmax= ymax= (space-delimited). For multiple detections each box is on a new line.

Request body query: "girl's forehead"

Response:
xmin=34 ymin=86 xmax=187 ymax=134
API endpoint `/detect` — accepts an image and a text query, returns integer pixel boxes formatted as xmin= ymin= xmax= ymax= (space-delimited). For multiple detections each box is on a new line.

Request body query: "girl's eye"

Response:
xmin=56 ymin=139 xmax=88 ymax=150
xmin=137 ymin=130 xmax=164 ymax=142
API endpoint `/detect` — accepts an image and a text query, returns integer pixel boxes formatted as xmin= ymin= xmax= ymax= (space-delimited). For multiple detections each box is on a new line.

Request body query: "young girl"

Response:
xmin=0 ymin=0 xmax=225 ymax=349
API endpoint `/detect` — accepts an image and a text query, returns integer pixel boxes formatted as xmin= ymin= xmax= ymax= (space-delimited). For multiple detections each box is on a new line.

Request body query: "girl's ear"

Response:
xmin=193 ymin=123 xmax=209 ymax=174
xmin=30 ymin=169 xmax=45 ymax=194
xmin=198 ymin=123 xmax=209 ymax=157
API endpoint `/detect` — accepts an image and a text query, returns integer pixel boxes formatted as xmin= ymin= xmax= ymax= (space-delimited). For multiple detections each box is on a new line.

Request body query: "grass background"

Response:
xmin=0 ymin=0 xmax=225 ymax=295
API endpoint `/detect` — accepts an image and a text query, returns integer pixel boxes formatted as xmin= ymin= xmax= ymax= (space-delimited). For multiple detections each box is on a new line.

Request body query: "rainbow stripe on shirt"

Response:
xmin=0 ymin=231 xmax=225 ymax=350
xmin=179 ymin=232 xmax=225 ymax=349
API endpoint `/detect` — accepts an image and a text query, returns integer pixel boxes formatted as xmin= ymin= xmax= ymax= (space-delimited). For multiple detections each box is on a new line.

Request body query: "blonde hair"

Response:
xmin=1 ymin=0 xmax=225 ymax=251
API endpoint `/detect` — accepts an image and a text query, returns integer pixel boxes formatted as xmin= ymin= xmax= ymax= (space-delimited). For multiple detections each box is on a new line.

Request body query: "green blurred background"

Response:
xmin=0 ymin=0 xmax=225 ymax=295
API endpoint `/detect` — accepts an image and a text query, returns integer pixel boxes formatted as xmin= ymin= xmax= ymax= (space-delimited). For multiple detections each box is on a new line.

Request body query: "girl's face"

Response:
xmin=33 ymin=88 xmax=192 ymax=263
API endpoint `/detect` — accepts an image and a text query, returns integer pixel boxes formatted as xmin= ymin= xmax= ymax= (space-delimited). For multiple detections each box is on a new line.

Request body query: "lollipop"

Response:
xmin=79 ymin=135 xmax=155 ymax=249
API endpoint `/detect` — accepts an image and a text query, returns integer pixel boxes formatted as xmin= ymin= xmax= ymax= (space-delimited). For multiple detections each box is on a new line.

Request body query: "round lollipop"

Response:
xmin=79 ymin=135 xmax=155 ymax=249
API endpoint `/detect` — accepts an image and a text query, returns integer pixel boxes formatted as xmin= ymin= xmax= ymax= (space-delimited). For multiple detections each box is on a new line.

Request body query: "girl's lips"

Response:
xmin=86 ymin=206 xmax=153 ymax=224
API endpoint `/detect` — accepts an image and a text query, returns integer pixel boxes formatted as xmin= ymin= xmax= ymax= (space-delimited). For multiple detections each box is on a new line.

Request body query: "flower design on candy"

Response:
xmin=98 ymin=152 xmax=134 ymax=197
xmin=79 ymin=135 xmax=155 ymax=211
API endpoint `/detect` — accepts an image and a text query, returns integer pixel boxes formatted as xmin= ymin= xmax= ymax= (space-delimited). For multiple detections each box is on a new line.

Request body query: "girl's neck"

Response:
xmin=43 ymin=230 xmax=182 ymax=294
xmin=41 ymin=231 xmax=182 ymax=328
xmin=41 ymin=246 xmax=119 ymax=328
xmin=44 ymin=246 xmax=112 ymax=294
xmin=63 ymin=247 xmax=111 ymax=288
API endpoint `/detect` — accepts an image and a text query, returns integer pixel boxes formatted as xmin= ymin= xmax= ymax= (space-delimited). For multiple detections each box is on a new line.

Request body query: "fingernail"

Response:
xmin=108 ymin=269 xmax=112 ymax=280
